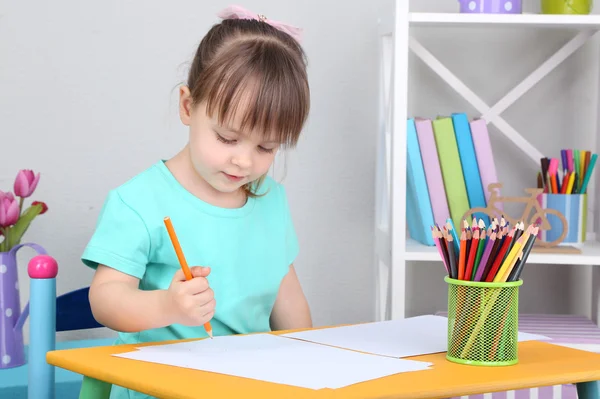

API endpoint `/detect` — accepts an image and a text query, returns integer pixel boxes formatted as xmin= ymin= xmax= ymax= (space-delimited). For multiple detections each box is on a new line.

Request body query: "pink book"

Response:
xmin=415 ymin=118 xmax=450 ymax=226
xmin=469 ymin=118 xmax=502 ymax=211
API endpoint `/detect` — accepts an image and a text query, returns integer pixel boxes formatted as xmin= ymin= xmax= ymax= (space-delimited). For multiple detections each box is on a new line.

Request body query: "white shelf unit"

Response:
xmin=375 ymin=4 xmax=600 ymax=322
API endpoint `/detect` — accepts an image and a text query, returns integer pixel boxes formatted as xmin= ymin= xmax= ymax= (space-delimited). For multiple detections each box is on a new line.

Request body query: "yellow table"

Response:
xmin=47 ymin=329 xmax=600 ymax=399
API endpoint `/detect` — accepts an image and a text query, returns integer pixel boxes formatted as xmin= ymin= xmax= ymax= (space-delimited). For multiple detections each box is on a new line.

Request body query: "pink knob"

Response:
xmin=28 ymin=255 xmax=58 ymax=279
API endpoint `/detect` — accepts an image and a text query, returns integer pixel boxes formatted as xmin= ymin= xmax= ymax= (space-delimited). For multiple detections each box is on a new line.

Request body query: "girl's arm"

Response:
xmin=89 ymin=265 xmax=176 ymax=332
xmin=270 ymin=265 xmax=312 ymax=331
xmin=89 ymin=264 xmax=215 ymax=332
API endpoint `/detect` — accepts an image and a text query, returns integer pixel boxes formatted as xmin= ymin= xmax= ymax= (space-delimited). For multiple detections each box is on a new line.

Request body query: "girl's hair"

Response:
xmin=186 ymin=17 xmax=310 ymax=196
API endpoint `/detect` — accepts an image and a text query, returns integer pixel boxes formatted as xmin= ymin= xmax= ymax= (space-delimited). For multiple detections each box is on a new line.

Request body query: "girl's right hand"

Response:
xmin=167 ymin=266 xmax=215 ymax=326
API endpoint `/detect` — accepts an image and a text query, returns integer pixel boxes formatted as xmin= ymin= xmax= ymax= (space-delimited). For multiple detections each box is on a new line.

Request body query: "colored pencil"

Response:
xmin=541 ymin=157 xmax=549 ymax=193
xmin=474 ymin=231 xmax=495 ymax=282
xmin=579 ymin=153 xmax=597 ymax=194
xmin=497 ymin=247 xmax=523 ymax=283
xmin=464 ymin=228 xmax=480 ymax=281
xmin=464 ymin=219 xmax=472 ymax=261
xmin=495 ymin=224 xmax=531 ymax=282
xmin=509 ymin=226 xmax=538 ymax=281
xmin=491 ymin=218 xmax=498 ymax=232
xmin=433 ymin=227 xmax=451 ymax=276
xmin=446 ymin=233 xmax=458 ymax=279
xmin=500 ymin=222 xmax=521 ymax=265
xmin=439 ymin=227 xmax=451 ymax=273
xmin=471 ymin=222 xmax=487 ymax=280
xmin=512 ymin=221 xmax=524 ymax=244
xmin=458 ymin=230 xmax=467 ymax=280
xmin=471 ymin=217 xmax=478 ymax=231
xmin=164 ymin=216 xmax=214 ymax=339
xmin=446 ymin=219 xmax=460 ymax=254
xmin=561 ymin=171 xmax=571 ymax=193
xmin=566 ymin=171 xmax=575 ymax=194
xmin=485 ymin=227 xmax=515 ymax=282
xmin=480 ymin=229 xmax=502 ymax=281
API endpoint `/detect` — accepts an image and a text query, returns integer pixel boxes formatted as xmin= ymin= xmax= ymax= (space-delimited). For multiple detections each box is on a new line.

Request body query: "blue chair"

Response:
xmin=0 ymin=252 xmax=113 ymax=399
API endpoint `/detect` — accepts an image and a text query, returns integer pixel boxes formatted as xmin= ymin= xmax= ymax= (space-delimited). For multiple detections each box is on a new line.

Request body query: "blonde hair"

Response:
xmin=186 ymin=18 xmax=310 ymax=196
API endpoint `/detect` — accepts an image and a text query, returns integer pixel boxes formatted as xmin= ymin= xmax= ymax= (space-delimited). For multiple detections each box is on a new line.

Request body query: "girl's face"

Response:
xmin=179 ymin=87 xmax=279 ymax=195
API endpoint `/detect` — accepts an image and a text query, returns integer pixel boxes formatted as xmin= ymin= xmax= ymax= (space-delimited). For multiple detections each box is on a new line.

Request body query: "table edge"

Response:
xmin=46 ymin=339 xmax=600 ymax=399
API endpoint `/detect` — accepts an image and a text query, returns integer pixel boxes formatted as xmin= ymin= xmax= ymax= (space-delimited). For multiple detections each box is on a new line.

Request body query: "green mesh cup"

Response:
xmin=445 ymin=276 xmax=522 ymax=366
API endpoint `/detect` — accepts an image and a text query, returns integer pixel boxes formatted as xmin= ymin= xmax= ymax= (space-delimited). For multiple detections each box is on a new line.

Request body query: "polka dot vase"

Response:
xmin=0 ymin=249 xmax=25 ymax=369
xmin=459 ymin=0 xmax=522 ymax=13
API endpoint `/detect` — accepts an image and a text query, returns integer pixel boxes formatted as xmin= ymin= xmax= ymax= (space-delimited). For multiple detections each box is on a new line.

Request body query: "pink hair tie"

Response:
xmin=217 ymin=4 xmax=303 ymax=43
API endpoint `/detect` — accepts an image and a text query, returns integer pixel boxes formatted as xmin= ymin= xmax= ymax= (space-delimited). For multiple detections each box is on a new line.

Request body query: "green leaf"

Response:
xmin=7 ymin=203 xmax=44 ymax=249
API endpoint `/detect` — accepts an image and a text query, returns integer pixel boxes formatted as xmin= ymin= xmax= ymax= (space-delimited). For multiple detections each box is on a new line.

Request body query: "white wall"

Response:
xmin=406 ymin=0 xmax=600 ymax=319
xmin=0 ymin=0 xmax=379 ymax=341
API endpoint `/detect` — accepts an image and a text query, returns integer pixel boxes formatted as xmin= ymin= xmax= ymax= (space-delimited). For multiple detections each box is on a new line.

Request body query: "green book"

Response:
xmin=432 ymin=117 xmax=470 ymax=228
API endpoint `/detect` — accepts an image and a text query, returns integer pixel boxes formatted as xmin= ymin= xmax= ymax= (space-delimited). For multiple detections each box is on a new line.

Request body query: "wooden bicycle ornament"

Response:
xmin=462 ymin=183 xmax=569 ymax=249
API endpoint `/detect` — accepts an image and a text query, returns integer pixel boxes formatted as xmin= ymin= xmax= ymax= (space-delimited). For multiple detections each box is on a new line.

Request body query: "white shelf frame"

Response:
xmin=410 ymin=12 xmax=600 ymax=28
xmin=375 ymin=4 xmax=600 ymax=323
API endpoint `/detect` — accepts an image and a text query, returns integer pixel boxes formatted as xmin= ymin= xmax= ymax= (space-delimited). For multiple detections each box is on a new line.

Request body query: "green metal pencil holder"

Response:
xmin=445 ymin=276 xmax=523 ymax=366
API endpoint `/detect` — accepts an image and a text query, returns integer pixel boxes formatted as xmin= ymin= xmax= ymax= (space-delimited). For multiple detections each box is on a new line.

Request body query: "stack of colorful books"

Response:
xmin=407 ymin=113 xmax=500 ymax=246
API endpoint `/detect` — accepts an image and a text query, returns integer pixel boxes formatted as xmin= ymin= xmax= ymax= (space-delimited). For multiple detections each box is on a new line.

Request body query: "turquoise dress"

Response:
xmin=81 ymin=160 xmax=299 ymax=399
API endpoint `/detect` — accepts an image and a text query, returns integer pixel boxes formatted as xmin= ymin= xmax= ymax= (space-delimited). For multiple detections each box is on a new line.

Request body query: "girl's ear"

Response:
xmin=179 ymin=86 xmax=193 ymax=126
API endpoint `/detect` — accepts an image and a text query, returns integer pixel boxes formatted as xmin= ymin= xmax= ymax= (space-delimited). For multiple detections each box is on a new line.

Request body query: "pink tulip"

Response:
xmin=0 ymin=191 xmax=15 ymax=202
xmin=0 ymin=191 xmax=19 ymax=227
xmin=14 ymin=169 xmax=40 ymax=198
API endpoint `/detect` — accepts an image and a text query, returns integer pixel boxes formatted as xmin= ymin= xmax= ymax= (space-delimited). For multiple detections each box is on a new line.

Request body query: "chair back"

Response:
xmin=56 ymin=287 xmax=103 ymax=332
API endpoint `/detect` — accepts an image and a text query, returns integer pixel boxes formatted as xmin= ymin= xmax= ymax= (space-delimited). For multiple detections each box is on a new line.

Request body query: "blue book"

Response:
xmin=406 ymin=118 xmax=435 ymax=246
xmin=451 ymin=113 xmax=489 ymax=225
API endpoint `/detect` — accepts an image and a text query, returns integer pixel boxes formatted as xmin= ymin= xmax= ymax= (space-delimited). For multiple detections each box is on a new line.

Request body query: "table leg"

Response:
xmin=78 ymin=376 xmax=112 ymax=399
xmin=577 ymin=381 xmax=600 ymax=399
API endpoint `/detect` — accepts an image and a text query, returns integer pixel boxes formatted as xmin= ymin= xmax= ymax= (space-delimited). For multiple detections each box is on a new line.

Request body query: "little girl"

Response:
xmin=82 ymin=6 xmax=312 ymax=398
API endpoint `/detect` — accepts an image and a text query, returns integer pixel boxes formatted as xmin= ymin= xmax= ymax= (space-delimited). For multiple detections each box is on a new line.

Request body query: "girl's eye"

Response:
xmin=216 ymin=133 xmax=236 ymax=144
xmin=258 ymin=146 xmax=274 ymax=154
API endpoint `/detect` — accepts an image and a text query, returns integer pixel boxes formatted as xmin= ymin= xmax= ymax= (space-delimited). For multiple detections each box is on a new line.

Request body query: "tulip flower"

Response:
xmin=0 ymin=190 xmax=15 ymax=202
xmin=32 ymin=201 xmax=48 ymax=214
xmin=0 ymin=192 xmax=19 ymax=227
xmin=14 ymin=169 xmax=40 ymax=198
xmin=0 ymin=170 xmax=47 ymax=252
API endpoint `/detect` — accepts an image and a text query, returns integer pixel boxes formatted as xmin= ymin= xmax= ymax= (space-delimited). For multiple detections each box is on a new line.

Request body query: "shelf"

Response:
xmin=409 ymin=12 xmax=600 ymax=29
xmin=375 ymin=1 xmax=600 ymax=321
xmin=405 ymin=238 xmax=600 ymax=265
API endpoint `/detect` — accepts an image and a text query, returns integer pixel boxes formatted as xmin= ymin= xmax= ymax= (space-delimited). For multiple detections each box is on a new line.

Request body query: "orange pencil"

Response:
xmin=164 ymin=216 xmax=214 ymax=338
xmin=458 ymin=230 xmax=467 ymax=280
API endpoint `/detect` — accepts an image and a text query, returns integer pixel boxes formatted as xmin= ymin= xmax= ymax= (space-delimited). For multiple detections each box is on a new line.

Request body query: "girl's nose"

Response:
xmin=231 ymin=152 xmax=252 ymax=169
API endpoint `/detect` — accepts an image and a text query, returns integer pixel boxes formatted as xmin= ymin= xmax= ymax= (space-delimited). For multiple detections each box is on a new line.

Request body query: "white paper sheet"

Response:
xmin=115 ymin=333 xmax=432 ymax=390
xmin=281 ymin=315 xmax=551 ymax=358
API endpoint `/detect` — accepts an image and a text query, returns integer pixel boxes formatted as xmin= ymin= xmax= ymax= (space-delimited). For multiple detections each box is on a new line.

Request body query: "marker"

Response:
xmin=579 ymin=153 xmax=597 ymax=194
xmin=164 ymin=216 xmax=214 ymax=339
